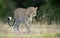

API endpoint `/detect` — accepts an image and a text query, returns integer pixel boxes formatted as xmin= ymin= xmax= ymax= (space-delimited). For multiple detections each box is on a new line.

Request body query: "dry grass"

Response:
xmin=0 ymin=22 xmax=60 ymax=38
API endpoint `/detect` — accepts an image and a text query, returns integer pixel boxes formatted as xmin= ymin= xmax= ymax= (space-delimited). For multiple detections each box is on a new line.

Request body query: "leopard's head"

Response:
xmin=28 ymin=7 xmax=38 ymax=17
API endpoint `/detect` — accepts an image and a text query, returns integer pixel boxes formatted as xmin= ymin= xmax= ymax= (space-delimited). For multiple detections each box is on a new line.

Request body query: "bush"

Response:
xmin=37 ymin=4 xmax=60 ymax=25
xmin=0 ymin=0 xmax=16 ymax=22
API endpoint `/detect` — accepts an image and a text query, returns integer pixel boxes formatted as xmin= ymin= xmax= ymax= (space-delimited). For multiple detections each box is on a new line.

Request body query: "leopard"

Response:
xmin=8 ymin=7 xmax=38 ymax=33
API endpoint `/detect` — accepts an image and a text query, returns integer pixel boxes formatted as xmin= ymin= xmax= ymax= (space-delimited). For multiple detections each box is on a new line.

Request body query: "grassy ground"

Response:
xmin=0 ymin=22 xmax=60 ymax=38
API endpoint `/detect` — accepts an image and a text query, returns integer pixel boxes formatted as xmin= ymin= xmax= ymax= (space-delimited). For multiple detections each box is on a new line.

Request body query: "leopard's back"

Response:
xmin=14 ymin=7 xmax=38 ymax=22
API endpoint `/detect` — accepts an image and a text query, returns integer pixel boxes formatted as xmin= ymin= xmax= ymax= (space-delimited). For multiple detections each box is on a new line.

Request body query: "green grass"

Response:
xmin=0 ymin=33 xmax=2 ymax=38
xmin=0 ymin=31 xmax=60 ymax=38
xmin=40 ymin=31 xmax=55 ymax=38
xmin=55 ymin=32 xmax=60 ymax=38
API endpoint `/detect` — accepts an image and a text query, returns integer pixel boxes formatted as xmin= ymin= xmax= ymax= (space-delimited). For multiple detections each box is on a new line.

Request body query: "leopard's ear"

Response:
xmin=35 ymin=7 xmax=38 ymax=9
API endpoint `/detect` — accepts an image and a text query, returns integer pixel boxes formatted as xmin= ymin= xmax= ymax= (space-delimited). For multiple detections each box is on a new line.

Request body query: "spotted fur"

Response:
xmin=8 ymin=7 xmax=38 ymax=33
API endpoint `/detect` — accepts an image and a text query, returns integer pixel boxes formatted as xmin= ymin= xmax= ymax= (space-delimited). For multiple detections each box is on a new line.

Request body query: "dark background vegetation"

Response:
xmin=0 ymin=0 xmax=60 ymax=25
